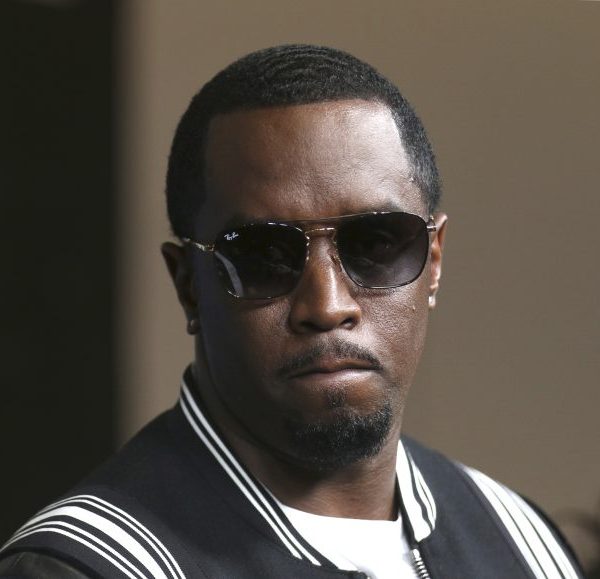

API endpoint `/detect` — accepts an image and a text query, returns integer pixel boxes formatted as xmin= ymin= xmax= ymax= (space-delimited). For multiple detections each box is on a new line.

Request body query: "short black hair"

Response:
xmin=166 ymin=44 xmax=441 ymax=238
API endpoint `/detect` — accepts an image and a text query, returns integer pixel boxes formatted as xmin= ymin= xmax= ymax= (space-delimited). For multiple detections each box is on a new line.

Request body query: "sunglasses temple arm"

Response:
xmin=181 ymin=238 xmax=215 ymax=252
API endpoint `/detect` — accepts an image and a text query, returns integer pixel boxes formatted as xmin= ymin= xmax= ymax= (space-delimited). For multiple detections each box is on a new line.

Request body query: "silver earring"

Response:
xmin=187 ymin=318 xmax=199 ymax=335
xmin=428 ymin=294 xmax=436 ymax=308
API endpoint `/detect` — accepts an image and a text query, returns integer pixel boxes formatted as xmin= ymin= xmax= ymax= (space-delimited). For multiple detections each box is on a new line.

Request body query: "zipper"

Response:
xmin=410 ymin=546 xmax=431 ymax=579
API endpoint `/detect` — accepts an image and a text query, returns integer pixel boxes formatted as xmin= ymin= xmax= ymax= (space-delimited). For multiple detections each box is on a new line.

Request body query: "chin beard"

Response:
xmin=283 ymin=401 xmax=393 ymax=471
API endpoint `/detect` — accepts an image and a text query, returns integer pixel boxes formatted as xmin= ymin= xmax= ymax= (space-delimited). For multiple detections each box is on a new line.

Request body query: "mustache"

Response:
xmin=277 ymin=339 xmax=383 ymax=378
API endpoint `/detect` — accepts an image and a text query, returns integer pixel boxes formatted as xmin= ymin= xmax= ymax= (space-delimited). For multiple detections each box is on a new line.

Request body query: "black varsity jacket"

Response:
xmin=0 ymin=372 xmax=584 ymax=578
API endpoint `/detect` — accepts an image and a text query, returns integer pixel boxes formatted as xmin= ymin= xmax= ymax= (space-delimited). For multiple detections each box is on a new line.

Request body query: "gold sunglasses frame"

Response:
xmin=181 ymin=211 xmax=437 ymax=299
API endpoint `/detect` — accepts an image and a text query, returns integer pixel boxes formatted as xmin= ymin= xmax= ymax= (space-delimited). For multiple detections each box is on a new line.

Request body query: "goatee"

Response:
xmin=283 ymin=402 xmax=393 ymax=471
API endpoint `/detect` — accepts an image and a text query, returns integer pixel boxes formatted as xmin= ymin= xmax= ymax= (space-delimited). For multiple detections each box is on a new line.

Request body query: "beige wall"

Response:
xmin=117 ymin=0 xmax=600 ymax=563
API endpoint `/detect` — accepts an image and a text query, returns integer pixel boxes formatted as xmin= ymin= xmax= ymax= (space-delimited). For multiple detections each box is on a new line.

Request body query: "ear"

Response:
xmin=428 ymin=213 xmax=448 ymax=309
xmin=161 ymin=242 xmax=198 ymax=326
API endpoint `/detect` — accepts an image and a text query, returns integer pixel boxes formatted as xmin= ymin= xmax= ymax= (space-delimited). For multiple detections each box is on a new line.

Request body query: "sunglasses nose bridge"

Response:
xmin=300 ymin=226 xmax=347 ymax=283
xmin=303 ymin=226 xmax=337 ymax=238
xmin=303 ymin=226 xmax=339 ymax=261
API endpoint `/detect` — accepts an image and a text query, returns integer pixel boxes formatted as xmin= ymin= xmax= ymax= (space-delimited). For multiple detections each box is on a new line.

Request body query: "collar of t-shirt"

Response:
xmin=275 ymin=500 xmax=418 ymax=579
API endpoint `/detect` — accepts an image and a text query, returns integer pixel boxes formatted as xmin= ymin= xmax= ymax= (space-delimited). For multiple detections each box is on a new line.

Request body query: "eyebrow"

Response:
xmin=219 ymin=202 xmax=410 ymax=231
xmin=220 ymin=212 xmax=254 ymax=230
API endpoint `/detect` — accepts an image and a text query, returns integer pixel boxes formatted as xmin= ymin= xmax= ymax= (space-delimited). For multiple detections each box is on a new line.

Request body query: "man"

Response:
xmin=0 ymin=45 xmax=583 ymax=578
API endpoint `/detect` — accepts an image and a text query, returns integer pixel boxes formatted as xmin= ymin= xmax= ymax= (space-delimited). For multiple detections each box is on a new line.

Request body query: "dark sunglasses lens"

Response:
xmin=213 ymin=224 xmax=307 ymax=298
xmin=337 ymin=213 xmax=429 ymax=288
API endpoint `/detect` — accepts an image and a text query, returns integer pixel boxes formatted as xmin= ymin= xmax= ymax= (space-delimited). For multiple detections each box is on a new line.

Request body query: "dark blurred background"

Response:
xmin=1 ymin=0 xmax=115 ymax=542
xmin=1 ymin=0 xmax=599 ymax=573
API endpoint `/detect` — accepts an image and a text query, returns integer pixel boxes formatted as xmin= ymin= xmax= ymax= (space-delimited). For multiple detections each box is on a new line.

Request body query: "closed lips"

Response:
xmin=289 ymin=359 xmax=378 ymax=377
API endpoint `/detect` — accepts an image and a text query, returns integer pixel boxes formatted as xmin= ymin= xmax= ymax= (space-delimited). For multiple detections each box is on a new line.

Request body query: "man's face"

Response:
xmin=187 ymin=100 xmax=442 ymax=469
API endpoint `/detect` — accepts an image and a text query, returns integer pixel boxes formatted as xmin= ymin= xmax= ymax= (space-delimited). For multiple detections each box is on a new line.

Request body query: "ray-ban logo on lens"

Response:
xmin=224 ymin=232 xmax=239 ymax=241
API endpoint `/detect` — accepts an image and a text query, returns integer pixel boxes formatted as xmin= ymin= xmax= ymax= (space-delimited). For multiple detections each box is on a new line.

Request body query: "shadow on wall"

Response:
xmin=556 ymin=494 xmax=600 ymax=576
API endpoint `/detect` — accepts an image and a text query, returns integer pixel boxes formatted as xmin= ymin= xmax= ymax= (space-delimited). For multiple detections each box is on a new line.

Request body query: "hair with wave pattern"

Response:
xmin=166 ymin=44 xmax=441 ymax=238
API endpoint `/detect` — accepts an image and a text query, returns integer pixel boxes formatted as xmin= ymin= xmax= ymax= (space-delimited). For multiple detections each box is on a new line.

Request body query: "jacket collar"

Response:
xmin=178 ymin=369 xmax=437 ymax=567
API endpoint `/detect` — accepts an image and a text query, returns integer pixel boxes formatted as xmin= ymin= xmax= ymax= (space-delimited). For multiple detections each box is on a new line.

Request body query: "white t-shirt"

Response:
xmin=279 ymin=503 xmax=418 ymax=579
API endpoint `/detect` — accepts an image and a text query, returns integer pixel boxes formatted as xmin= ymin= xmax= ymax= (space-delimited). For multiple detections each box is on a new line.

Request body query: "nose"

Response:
xmin=288 ymin=238 xmax=362 ymax=334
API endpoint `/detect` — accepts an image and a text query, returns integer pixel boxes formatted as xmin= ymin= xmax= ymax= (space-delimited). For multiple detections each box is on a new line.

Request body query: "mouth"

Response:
xmin=276 ymin=341 xmax=384 ymax=394
xmin=286 ymin=359 xmax=380 ymax=389
xmin=289 ymin=359 xmax=378 ymax=378
xmin=279 ymin=348 xmax=387 ymax=413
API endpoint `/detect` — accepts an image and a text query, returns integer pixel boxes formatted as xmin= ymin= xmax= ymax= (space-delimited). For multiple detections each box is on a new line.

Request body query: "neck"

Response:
xmin=191 ymin=360 xmax=401 ymax=521
xmin=237 ymin=428 xmax=401 ymax=520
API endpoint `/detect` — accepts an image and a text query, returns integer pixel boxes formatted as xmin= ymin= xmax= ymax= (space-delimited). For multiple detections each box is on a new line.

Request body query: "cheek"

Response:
xmin=361 ymin=279 xmax=430 ymax=386
xmin=233 ymin=306 xmax=287 ymax=369
xmin=197 ymin=277 xmax=288 ymax=383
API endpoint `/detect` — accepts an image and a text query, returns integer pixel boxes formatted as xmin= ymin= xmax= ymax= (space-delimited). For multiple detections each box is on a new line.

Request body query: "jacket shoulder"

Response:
xmin=401 ymin=435 xmax=584 ymax=578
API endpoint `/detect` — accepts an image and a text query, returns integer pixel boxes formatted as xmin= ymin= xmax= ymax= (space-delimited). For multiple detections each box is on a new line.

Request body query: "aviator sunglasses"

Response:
xmin=182 ymin=211 xmax=437 ymax=300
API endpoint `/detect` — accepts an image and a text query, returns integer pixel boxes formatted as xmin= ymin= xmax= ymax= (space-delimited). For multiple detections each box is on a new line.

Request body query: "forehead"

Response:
xmin=199 ymin=100 xmax=424 ymax=235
